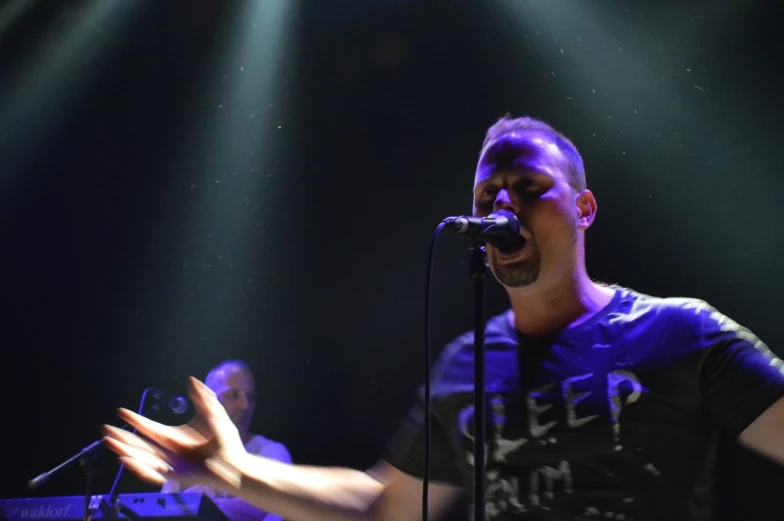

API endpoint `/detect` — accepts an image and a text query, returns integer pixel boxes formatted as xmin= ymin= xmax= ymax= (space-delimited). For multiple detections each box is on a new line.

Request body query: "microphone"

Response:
xmin=148 ymin=388 xmax=189 ymax=415
xmin=443 ymin=209 xmax=524 ymax=251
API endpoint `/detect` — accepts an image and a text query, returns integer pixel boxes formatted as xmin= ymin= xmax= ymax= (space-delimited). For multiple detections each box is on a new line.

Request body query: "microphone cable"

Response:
xmin=423 ymin=221 xmax=448 ymax=521
xmin=107 ymin=388 xmax=154 ymax=504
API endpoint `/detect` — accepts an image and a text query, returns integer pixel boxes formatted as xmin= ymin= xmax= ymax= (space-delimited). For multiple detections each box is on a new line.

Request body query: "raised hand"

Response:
xmin=103 ymin=377 xmax=247 ymax=492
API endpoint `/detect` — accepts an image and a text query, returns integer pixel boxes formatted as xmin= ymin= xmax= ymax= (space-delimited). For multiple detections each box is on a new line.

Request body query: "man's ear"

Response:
xmin=576 ymin=189 xmax=597 ymax=230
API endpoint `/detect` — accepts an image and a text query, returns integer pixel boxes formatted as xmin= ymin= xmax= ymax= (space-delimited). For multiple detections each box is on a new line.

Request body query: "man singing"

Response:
xmin=104 ymin=116 xmax=784 ymax=521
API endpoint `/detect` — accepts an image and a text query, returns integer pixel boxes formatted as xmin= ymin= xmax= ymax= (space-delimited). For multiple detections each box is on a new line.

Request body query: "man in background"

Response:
xmin=162 ymin=360 xmax=291 ymax=521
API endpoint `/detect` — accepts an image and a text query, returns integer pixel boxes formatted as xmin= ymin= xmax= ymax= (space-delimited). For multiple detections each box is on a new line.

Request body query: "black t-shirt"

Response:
xmin=383 ymin=286 xmax=784 ymax=521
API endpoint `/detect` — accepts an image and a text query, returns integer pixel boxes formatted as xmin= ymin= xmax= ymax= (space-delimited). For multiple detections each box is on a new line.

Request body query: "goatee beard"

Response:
xmin=492 ymin=238 xmax=541 ymax=288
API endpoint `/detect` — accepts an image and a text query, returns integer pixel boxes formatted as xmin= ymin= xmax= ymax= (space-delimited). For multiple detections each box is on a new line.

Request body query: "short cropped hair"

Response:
xmin=205 ymin=359 xmax=252 ymax=388
xmin=480 ymin=115 xmax=586 ymax=192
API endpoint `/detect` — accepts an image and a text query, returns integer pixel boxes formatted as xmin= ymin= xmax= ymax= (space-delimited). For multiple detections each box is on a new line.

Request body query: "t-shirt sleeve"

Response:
xmin=257 ymin=441 xmax=292 ymax=465
xmin=382 ymin=342 xmax=466 ymax=487
xmin=697 ymin=302 xmax=784 ymax=435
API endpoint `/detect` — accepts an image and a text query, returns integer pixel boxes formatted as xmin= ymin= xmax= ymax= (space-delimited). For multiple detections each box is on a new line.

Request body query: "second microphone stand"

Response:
xmin=28 ymin=389 xmax=166 ymax=521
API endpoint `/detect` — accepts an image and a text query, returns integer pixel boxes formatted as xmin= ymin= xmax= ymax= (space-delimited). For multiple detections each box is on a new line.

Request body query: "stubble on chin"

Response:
xmin=491 ymin=254 xmax=541 ymax=288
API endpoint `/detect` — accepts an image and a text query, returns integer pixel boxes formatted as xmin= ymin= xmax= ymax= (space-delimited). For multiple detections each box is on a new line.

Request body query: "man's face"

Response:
xmin=473 ymin=131 xmax=585 ymax=289
xmin=210 ymin=365 xmax=256 ymax=434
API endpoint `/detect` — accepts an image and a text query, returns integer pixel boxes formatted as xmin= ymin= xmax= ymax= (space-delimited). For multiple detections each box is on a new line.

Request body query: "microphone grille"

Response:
xmin=170 ymin=396 xmax=189 ymax=415
xmin=492 ymin=209 xmax=522 ymax=234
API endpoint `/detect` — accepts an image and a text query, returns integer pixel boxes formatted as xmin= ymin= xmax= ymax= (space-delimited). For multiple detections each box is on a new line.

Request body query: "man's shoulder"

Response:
xmin=433 ymin=287 xmax=732 ymax=365
xmin=245 ymin=435 xmax=291 ymax=459
xmin=610 ymin=286 xmax=756 ymax=349
xmin=612 ymin=285 xmax=713 ymax=323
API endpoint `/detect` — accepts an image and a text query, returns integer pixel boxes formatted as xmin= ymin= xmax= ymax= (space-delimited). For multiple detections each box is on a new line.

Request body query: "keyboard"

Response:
xmin=0 ymin=493 xmax=228 ymax=521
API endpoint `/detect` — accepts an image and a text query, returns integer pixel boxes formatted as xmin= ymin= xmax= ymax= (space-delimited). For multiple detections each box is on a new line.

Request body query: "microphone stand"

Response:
xmin=469 ymin=243 xmax=487 ymax=521
xmin=27 ymin=397 xmax=163 ymax=521
xmin=440 ymin=211 xmax=520 ymax=521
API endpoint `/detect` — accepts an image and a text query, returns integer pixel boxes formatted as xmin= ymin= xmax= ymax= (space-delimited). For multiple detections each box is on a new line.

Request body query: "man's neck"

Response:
xmin=506 ymin=270 xmax=615 ymax=338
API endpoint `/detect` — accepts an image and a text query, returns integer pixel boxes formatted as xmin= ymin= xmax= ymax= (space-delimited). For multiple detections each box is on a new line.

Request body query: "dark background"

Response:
xmin=1 ymin=1 xmax=783 ymax=519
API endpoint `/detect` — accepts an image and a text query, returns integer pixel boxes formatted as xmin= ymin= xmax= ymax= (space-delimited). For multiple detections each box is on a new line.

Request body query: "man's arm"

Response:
xmin=211 ymin=441 xmax=293 ymax=520
xmin=224 ymin=457 xmax=461 ymax=521
xmin=366 ymin=461 xmax=463 ymax=521
xmin=740 ymin=396 xmax=784 ymax=464
xmin=695 ymin=302 xmax=784 ymax=465
xmin=104 ymin=378 xmax=462 ymax=521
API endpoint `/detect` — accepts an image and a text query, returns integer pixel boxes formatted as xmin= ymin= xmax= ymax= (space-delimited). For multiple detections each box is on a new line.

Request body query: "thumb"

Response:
xmin=187 ymin=377 xmax=224 ymax=421
xmin=187 ymin=377 xmax=243 ymax=450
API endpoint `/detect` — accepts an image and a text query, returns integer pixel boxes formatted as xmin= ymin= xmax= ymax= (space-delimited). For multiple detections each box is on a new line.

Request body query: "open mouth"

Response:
xmin=496 ymin=235 xmax=528 ymax=260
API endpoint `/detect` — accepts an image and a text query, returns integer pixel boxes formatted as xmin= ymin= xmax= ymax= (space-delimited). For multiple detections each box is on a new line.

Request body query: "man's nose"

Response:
xmin=493 ymin=188 xmax=518 ymax=213
xmin=237 ymin=394 xmax=249 ymax=410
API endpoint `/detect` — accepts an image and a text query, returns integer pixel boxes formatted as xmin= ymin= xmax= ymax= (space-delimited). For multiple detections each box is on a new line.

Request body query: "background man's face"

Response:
xmin=210 ymin=365 xmax=257 ymax=435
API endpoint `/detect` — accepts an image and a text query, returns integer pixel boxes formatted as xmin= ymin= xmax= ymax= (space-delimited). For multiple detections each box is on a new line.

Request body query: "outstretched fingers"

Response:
xmin=119 ymin=457 xmax=168 ymax=485
xmin=103 ymin=435 xmax=172 ymax=476
xmin=187 ymin=377 xmax=224 ymax=419
xmin=103 ymin=425 xmax=170 ymax=460
xmin=116 ymin=408 xmax=204 ymax=452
